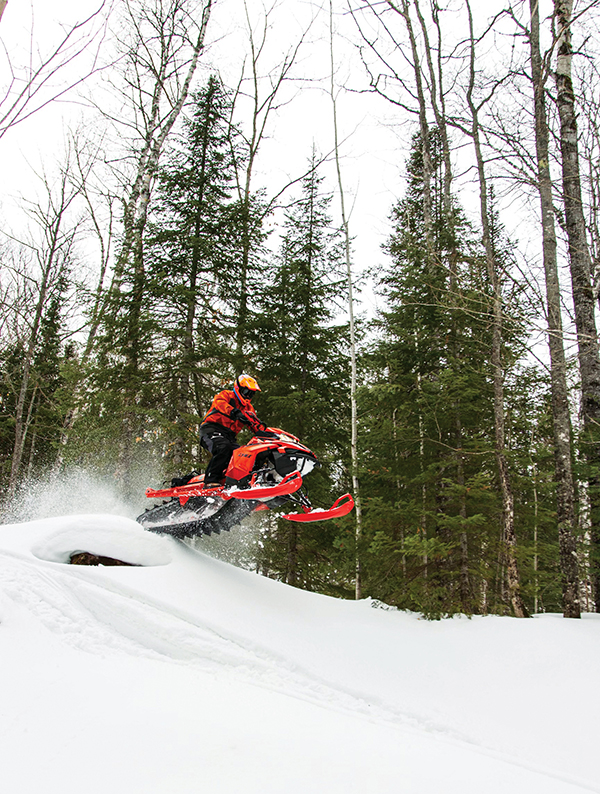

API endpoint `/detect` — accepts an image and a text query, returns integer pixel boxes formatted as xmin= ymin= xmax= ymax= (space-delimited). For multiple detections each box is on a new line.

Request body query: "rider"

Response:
xmin=199 ymin=374 xmax=272 ymax=489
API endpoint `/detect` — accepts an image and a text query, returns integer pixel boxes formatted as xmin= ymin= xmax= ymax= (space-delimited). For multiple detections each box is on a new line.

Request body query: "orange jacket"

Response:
xmin=201 ymin=389 xmax=262 ymax=435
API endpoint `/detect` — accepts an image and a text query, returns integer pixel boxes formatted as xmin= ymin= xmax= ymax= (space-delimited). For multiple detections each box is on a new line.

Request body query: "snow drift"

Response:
xmin=1 ymin=513 xmax=599 ymax=794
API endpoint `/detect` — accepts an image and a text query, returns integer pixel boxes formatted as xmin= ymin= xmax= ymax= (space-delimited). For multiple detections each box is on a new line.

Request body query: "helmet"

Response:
xmin=234 ymin=373 xmax=260 ymax=402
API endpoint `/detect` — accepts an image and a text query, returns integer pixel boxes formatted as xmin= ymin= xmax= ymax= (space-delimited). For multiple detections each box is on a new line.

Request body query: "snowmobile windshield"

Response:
xmin=273 ymin=430 xmax=296 ymax=443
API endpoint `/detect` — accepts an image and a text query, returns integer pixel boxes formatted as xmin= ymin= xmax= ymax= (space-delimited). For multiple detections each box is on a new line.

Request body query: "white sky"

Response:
xmin=0 ymin=0 xmax=585 ymax=338
xmin=0 ymin=0 xmax=409 ymax=319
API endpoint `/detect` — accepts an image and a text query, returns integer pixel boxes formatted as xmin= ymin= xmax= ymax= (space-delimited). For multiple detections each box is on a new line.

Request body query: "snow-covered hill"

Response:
xmin=1 ymin=514 xmax=598 ymax=794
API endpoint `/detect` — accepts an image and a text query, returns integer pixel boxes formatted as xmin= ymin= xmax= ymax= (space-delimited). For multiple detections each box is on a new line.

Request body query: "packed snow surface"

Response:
xmin=1 ymin=514 xmax=599 ymax=794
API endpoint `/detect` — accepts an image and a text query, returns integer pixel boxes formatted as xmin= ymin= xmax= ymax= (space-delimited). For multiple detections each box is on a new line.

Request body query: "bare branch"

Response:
xmin=0 ymin=2 xmax=114 ymax=139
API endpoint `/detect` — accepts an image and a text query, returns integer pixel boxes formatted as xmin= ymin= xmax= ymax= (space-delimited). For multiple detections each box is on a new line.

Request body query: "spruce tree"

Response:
xmin=26 ymin=286 xmax=70 ymax=471
xmin=144 ymin=76 xmax=241 ymax=470
xmin=79 ymin=76 xmax=264 ymax=481
xmin=0 ymin=278 xmax=72 ymax=486
xmin=362 ymin=130 xmax=529 ymax=617
xmin=252 ymin=159 xmax=351 ymax=593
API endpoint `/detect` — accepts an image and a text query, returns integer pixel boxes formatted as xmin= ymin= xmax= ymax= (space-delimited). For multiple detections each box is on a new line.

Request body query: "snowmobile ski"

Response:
xmin=282 ymin=493 xmax=355 ymax=522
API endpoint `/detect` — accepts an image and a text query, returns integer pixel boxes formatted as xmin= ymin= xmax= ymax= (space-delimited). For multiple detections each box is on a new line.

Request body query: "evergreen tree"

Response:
xmin=26 ymin=285 xmax=71 ymax=471
xmin=502 ymin=364 xmax=566 ymax=614
xmin=79 ymin=76 xmax=266 ymax=481
xmin=361 ymin=130 xmax=532 ymax=617
xmin=252 ymin=159 xmax=351 ymax=593
xmin=222 ymin=189 xmax=270 ymax=371
xmin=144 ymin=76 xmax=242 ymax=470
xmin=0 ymin=343 xmax=25 ymax=488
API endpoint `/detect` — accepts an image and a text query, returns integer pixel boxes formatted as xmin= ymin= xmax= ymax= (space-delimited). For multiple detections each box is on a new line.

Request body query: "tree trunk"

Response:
xmin=104 ymin=0 xmax=213 ymax=484
xmin=455 ymin=416 xmax=471 ymax=611
xmin=329 ymin=0 xmax=364 ymax=599
xmin=530 ymin=0 xmax=580 ymax=617
xmin=413 ymin=0 xmax=473 ymax=610
xmin=393 ymin=0 xmax=433 ymax=262
xmin=554 ymin=0 xmax=600 ymax=612
xmin=465 ymin=0 xmax=527 ymax=617
xmin=286 ymin=524 xmax=298 ymax=587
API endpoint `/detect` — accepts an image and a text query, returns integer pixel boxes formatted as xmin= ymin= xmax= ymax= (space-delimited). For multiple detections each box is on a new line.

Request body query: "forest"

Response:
xmin=2 ymin=0 xmax=600 ymax=619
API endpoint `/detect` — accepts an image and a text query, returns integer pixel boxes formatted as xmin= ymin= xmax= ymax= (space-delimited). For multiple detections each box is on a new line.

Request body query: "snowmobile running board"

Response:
xmin=282 ymin=493 xmax=355 ymax=523
xmin=145 ymin=470 xmax=304 ymax=505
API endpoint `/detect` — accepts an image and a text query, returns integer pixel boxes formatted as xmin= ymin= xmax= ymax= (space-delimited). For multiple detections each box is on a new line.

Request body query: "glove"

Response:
xmin=230 ymin=407 xmax=251 ymax=425
xmin=231 ymin=406 xmax=271 ymax=434
xmin=248 ymin=414 xmax=277 ymax=437
xmin=239 ymin=409 xmax=264 ymax=431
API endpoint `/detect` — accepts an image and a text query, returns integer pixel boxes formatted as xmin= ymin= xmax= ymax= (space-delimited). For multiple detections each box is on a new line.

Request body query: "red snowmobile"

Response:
xmin=136 ymin=427 xmax=354 ymax=539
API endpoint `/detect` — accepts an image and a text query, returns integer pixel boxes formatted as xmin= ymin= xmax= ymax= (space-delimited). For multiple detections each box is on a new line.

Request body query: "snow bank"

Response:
xmin=29 ymin=515 xmax=172 ymax=566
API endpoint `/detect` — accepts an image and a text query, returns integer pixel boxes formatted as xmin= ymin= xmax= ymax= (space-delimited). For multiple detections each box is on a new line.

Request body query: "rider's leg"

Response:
xmin=200 ymin=428 xmax=239 ymax=485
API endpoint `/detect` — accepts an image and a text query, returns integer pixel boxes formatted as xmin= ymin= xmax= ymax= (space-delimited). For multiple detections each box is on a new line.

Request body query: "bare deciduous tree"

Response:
xmin=52 ymin=133 xmax=119 ymax=470
xmin=463 ymin=0 xmax=527 ymax=618
xmin=0 ymin=1 xmax=112 ymax=140
xmin=329 ymin=0 xmax=363 ymax=599
xmin=91 ymin=0 xmax=214 ymax=483
xmin=553 ymin=0 xmax=600 ymax=613
xmin=526 ymin=0 xmax=581 ymax=618
xmin=104 ymin=0 xmax=214 ymax=301
xmin=227 ymin=0 xmax=312 ymax=363
xmin=413 ymin=0 xmax=473 ymax=612
xmin=3 ymin=165 xmax=80 ymax=495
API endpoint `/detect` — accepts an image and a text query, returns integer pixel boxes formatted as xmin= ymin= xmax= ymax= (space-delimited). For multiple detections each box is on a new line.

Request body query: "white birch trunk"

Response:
xmin=529 ymin=0 xmax=580 ymax=618
xmin=554 ymin=0 xmax=600 ymax=614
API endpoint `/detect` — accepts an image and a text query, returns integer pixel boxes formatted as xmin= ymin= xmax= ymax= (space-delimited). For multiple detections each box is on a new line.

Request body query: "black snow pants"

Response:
xmin=199 ymin=423 xmax=240 ymax=484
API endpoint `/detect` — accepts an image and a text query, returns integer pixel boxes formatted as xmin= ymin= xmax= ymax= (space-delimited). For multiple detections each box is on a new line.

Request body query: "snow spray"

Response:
xmin=0 ymin=464 xmax=158 ymax=525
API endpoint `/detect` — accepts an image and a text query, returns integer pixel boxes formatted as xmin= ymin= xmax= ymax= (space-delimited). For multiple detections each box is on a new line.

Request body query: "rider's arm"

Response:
xmin=231 ymin=406 xmax=265 ymax=431
xmin=210 ymin=391 xmax=242 ymax=419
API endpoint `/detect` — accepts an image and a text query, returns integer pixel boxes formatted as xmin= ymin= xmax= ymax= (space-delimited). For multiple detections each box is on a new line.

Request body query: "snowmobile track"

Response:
xmin=141 ymin=498 xmax=260 ymax=538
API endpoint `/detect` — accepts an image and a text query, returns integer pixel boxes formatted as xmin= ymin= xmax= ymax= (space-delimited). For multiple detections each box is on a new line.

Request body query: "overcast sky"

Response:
xmin=1 ymin=0 xmax=561 ymax=328
xmin=1 ymin=2 xmax=407 ymax=303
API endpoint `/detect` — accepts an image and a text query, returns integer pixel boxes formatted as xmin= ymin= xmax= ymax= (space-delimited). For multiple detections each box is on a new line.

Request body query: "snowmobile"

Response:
xmin=136 ymin=427 xmax=354 ymax=539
